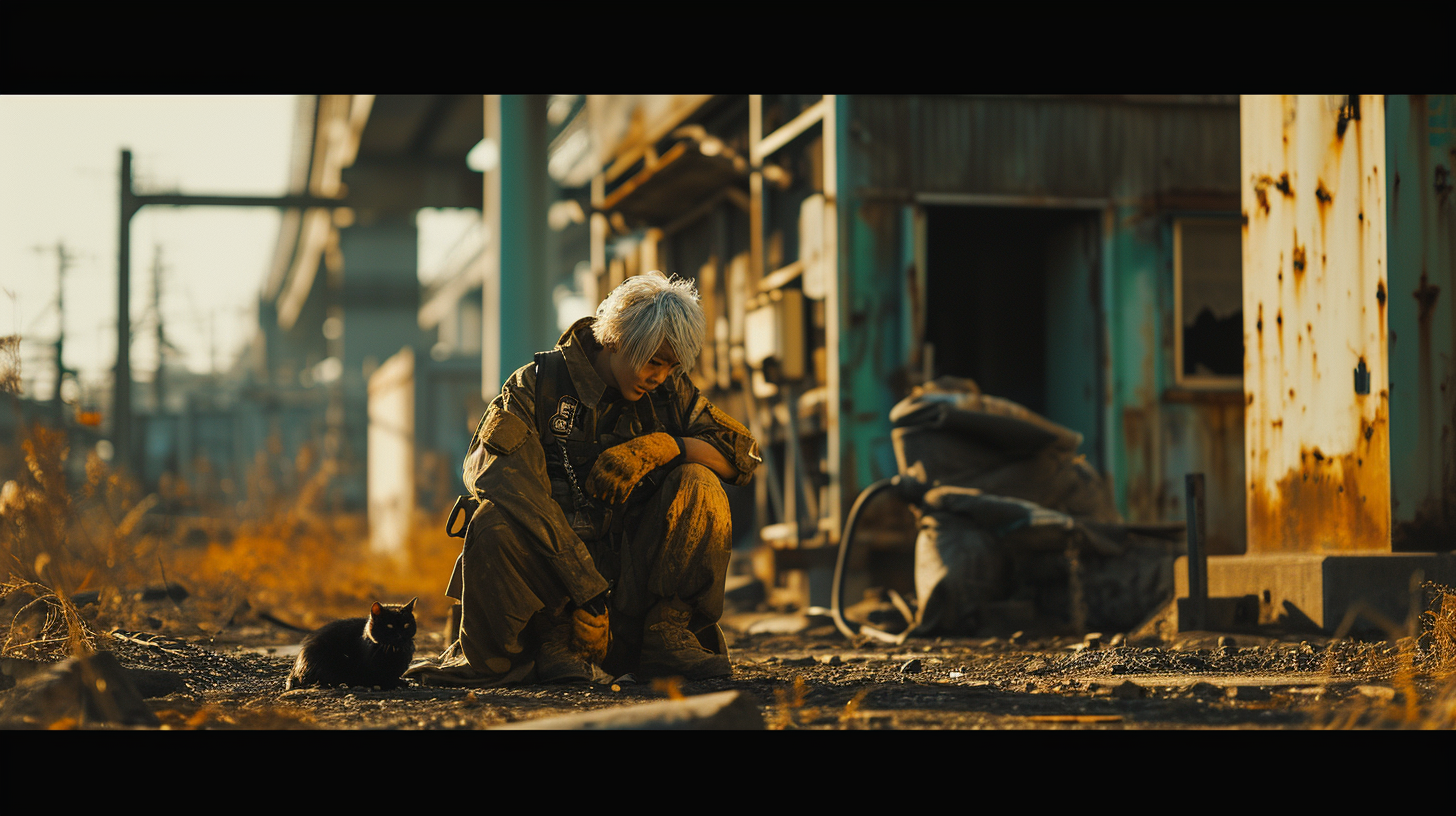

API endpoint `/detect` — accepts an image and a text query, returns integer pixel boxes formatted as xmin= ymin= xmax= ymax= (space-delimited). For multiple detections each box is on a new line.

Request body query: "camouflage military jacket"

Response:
xmin=462 ymin=317 xmax=760 ymax=606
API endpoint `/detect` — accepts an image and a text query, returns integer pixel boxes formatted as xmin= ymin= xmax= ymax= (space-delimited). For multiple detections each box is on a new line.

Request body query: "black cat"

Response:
xmin=285 ymin=598 xmax=418 ymax=690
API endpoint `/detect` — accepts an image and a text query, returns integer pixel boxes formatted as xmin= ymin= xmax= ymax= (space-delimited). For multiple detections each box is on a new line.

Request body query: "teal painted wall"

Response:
xmin=1103 ymin=206 xmax=1165 ymax=521
xmin=1386 ymin=94 xmax=1456 ymax=549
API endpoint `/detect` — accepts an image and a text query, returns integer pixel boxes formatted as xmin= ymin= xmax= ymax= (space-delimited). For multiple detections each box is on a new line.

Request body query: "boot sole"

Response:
xmin=638 ymin=656 xmax=732 ymax=680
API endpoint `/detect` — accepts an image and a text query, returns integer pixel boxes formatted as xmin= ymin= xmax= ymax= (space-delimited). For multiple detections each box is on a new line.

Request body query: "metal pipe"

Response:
xmin=1184 ymin=472 xmax=1208 ymax=630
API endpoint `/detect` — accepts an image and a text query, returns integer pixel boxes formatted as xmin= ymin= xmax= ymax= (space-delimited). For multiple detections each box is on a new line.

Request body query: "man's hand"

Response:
xmin=569 ymin=605 xmax=611 ymax=665
xmin=585 ymin=432 xmax=685 ymax=504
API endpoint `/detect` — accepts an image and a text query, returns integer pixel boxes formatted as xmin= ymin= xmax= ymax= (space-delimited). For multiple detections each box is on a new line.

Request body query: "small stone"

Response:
xmin=1186 ymin=681 xmax=1220 ymax=698
xmin=948 ymin=671 xmax=964 ymax=679
xmin=899 ymin=658 xmax=923 ymax=674
xmin=1025 ymin=658 xmax=1051 ymax=675
xmin=1217 ymin=636 xmax=1236 ymax=649
xmin=820 ymin=655 xmax=843 ymax=666
xmin=1108 ymin=633 xmax=1126 ymax=648
xmin=1024 ymin=681 xmax=1037 ymax=693
xmin=1226 ymin=686 xmax=1271 ymax=701
xmin=1010 ymin=631 xmax=1028 ymax=646
xmin=1111 ymin=680 xmax=1146 ymax=700
xmin=1355 ymin=684 xmax=1397 ymax=702
xmin=1109 ymin=663 xmax=1129 ymax=675
xmin=1083 ymin=632 xmax=1103 ymax=649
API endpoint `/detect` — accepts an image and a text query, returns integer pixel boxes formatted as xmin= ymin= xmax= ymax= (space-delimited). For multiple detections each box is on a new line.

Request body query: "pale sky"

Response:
xmin=0 ymin=94 xmax=475 ymax=406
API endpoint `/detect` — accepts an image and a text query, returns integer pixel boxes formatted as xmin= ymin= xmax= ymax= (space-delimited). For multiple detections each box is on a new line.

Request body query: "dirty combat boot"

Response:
xmin=639 ymin=598 xmax=731 ymax=680
xmin=536 ymin=616 xmax=611 ymax=684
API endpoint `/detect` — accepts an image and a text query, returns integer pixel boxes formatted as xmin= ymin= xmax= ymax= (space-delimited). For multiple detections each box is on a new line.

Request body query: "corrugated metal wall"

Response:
xmin=849 ymin=96 xmax=1239 ymax=200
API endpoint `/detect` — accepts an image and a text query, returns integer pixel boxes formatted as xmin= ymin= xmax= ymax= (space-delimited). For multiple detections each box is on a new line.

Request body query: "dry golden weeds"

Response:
xmin=768 ymin=674 xmax=822 ymax=729
xmin=1 ymin=423 xmax=462 ymax=663
xmin=0 ymin=334 xmax=20 ymax=395
xmin=1313 ymin=582 xmax=1456 ymax=729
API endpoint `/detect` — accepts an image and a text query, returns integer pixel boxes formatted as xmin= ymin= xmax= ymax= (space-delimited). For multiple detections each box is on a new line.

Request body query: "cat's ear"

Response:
xmin=371 ymin=602 xmax=384 ymax=616
xmin=404 ymin=597 xmax=418 ymax=614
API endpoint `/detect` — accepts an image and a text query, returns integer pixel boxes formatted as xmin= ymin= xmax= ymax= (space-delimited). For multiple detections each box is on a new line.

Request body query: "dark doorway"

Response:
xmin=923 ymin=205 xmax=1105 ymax=470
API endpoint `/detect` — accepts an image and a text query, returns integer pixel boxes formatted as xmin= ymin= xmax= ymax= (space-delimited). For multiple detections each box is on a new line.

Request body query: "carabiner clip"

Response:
xmin=446 ymin=494 xmax=478 ymax=539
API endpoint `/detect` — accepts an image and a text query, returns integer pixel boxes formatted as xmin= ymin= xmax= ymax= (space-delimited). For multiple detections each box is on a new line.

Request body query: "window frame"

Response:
xmin=1173 ymin=216 xmax=1245 ymax=391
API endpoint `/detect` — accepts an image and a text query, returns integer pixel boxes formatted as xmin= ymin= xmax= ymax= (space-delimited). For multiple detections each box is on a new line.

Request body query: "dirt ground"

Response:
xmin=5 ymin=605 xmax=1447 ymax=730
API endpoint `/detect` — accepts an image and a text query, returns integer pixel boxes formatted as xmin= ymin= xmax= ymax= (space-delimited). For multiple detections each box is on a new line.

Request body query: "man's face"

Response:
xmin=610 ymin=340 xmax=680 ymax=401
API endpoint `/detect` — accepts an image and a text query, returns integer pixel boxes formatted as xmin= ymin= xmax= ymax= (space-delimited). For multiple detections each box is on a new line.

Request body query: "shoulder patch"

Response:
xmin=481 ymin=409 xmax=530 ymax=455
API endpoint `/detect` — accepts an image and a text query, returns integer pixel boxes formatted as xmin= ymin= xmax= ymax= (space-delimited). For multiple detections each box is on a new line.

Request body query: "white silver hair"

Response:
xmin=592 ymin=271 xmax=705 ymax=375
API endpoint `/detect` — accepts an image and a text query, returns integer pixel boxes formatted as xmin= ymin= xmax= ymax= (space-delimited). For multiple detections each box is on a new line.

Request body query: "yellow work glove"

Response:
xmin=570 ymin=606 xmax=611 ymax=666
xmin=585 ymin=432 xmax=686 ymax=505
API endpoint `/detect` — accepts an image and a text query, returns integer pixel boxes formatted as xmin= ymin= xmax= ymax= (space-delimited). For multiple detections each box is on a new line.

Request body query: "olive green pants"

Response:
xmin=407 ymin=463 xmax=732 ymax=686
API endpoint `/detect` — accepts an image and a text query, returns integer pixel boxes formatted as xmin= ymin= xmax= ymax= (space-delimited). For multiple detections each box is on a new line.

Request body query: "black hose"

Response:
xmin=830 ymin=475 xmax=924 ymax=640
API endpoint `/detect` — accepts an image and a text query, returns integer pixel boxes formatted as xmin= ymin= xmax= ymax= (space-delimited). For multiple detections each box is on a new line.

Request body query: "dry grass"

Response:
xmin=0 ymin=334 xmax=20 ymax=395
xmin=1313 ymin=582 xmax=1456 ymax=729
xmin=0 ymin=422 xmax=462 ymax=664
xmin=0 ymin=425 xmax=115 ymax=657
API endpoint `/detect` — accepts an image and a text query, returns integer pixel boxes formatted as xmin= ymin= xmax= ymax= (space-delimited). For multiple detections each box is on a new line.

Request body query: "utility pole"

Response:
xmin=117 ymin=150 xmax=134 ymax=473
xmin=151 ymin=244 xmax=167 ymax=414
xmin=34 ymin=240 xmax=76 ymax=408
xmin=113 ymin=147 xmax=349 ymax=478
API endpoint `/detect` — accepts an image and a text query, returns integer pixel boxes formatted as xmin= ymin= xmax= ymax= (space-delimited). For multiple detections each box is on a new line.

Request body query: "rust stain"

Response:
xmin=1275 ymin=173 xmax=1293 ymax=197
xmin=1414 ymin=266 xmax=1443 ymax=324
xmin=1292 ymin=240 xmax=1306 ymax=275
xmin=1336 ymin=95 xmax=1360 ymax=140
xmin=1316 ymin=181 xmax=1333 ymax=205
xmin=1121 ymin=406 xmax=1159 ymax=521
xmin=1256 ymin=302 xmax=1264 ymax=333
xmin=1376 ymin=280 xmax=1387 ymax=309
xmin=1253 ymin=175 xmax=1272 ymax=215
xmin=1437 ymin=165 xmax=1452 ymax=204
xmin=1248 ymin=444 xmax=1389 ymax=554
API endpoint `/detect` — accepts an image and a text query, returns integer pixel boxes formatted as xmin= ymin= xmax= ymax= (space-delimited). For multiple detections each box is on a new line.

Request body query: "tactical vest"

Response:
xmin=533 ymin=348 xmax=680 ymax=545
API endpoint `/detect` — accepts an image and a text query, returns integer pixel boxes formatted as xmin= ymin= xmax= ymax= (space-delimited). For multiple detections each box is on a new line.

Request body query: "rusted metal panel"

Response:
xmin=850 ymin=96 xmax=1239 ymax=202
xmin=1241 ymin=95 xmax=1390 ymax=553
xmin=1161 ymin=400 xmax=1247 ymax=554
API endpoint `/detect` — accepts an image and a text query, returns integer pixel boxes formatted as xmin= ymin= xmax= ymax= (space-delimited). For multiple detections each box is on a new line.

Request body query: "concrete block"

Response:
xmin=1174 ymin=596 xmax=1261 ymax=633
xmin=1175 ymin=553 xmax=1456 ymax=634
xmin=493 ymin=690 xmax=764 ymax=730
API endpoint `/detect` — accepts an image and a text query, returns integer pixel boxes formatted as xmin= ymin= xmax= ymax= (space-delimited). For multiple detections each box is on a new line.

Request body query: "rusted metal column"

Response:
xmin=1241 ymin=95 xmax=1390 ymax=553
xmin=1185 ymin=473 xmax=1208 ymax=630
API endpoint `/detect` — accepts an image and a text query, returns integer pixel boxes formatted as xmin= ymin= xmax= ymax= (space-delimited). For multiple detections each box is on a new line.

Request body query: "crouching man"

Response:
xmin=407 ymin=272 xmax=760 ymax=687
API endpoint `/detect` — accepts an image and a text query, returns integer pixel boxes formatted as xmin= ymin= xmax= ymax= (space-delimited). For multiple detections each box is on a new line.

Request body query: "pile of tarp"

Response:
xmin=890 ymin=377 xmax=1180 ymax=636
